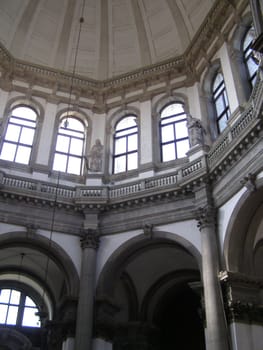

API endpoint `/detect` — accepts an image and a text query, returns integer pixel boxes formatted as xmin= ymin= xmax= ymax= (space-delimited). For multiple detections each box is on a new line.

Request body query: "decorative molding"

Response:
xmin=80 ymin=229 xmax=100 ymax=250
xmin=240 ymin=172 xmax=257 ymax=192
xmin=195 ymin=205 xmax=217 ymax=230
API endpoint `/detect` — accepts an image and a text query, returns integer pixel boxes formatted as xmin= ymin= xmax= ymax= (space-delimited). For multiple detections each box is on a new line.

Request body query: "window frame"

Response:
xmin=52 ymin=115 xmax=87 ymax=176
xmin=0 ymin=105 xmax=38 ymax=165
xmin=242 ymin=25 xmax=258 ymax=89
xmin=212 ymin=71 xmax=230 ymax=134
xmin=112 ymin=115 xmax=138 ymax=174
xmin=0 ymin=287 xmax=41 ymax=328
xmin=159 ymin=102 xmax=190 ymax=163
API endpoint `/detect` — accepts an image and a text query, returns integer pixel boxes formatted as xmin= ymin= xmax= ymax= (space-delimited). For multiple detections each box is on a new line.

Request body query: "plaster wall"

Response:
xmin=218 ymin=187 xmax=246 ymax=252
xmin=38 ymin=229 xmax=82 ymax=276
xmin=187 ymin=82 xmax=203 ymax=121
xmin=219 ymin=42 xmax=240 ymax=113
xmin=93 ymin=338 xmax=112 ymax=350
xmin=36 ymin=102 xmax=57 ymax=164
xmin=139 ymin=100 xmax=153 ymax=164
xmin=230 ymin=322 xmax=263 ymax=350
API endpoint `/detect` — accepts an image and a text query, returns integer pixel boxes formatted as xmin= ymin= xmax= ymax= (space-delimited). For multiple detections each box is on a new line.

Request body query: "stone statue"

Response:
xmin=187 ymin=114 xmax=205 ymax=147
xmin=87 ymin=139 xmax=103 ymax=172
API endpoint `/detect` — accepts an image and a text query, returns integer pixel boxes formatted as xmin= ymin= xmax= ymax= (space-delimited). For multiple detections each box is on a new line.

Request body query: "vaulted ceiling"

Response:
xmin=0 ymin=0 xmax=215 ymax=80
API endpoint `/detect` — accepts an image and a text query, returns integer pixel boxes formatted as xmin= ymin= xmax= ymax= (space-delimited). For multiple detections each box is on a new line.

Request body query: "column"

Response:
xmin=196 ymin=205 xmax=230 ymax=350
xmin=75 ymin=229 xmax=100 ymax=350
xmin=249 ymin=0 xmax=263 ymax=36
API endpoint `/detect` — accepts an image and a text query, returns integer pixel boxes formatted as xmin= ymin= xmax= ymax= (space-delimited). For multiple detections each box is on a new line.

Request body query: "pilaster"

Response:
xmin=75 ymin=228 xmax=100 ymax=350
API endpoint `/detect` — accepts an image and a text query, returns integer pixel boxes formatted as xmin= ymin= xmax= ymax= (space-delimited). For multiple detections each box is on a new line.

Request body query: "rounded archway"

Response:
xmin=96 ymin=232 xmax=205 ymax=349
xmin=224 ymin=179 xmax=263 ymax=276
xmin=0 ymin=231 xmax=80 ymax=349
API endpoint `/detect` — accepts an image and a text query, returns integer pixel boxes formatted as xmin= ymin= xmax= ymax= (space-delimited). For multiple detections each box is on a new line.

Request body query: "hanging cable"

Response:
xmin=37 ymin=171 xmax=60 ymax=326
xmin=64 ymin=0 xmax=86 ymax=128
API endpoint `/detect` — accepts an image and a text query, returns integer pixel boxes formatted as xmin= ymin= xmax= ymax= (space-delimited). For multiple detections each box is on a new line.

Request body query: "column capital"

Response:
xmin=195 ymin=205 xmax=216 ymax=230
xmin=80 ymin=229 xmax=100 ymax=250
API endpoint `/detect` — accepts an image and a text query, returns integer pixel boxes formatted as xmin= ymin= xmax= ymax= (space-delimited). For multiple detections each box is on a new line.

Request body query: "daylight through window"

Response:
xmin=0 ymin=288 xmax=40 ymax=327
xmin=160 ymin=103 xmax=189 ymax=162
xmin=53 ymin=117 xmax=85 ymax=175
xmin=0 ymin=106 xmax=37 ymax=164
xmin=113 ymin=116 xmax=138 ymax=174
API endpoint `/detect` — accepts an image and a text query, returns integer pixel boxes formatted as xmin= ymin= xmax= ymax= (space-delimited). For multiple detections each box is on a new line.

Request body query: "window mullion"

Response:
xmin=17 ymin=293 xmax=26 ymax=326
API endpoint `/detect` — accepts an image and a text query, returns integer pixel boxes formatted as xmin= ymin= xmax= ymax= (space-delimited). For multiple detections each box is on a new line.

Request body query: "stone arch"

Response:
xmin=95 ymin=231 xmax=204 ymax=348
xmin=0 ymin=231 xmax=79 ymax=299
xmin=0 ymin=328 xmax=32 ymax=350
xmin=96 ymin=231 xmax=201 ymax=298
xmin=224 ymin=178 xmax=263 ymax=275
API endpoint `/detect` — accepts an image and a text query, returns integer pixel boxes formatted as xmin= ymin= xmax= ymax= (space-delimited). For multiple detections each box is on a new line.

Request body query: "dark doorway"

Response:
xmin=154 ymin=283 xmax=205 ymax=350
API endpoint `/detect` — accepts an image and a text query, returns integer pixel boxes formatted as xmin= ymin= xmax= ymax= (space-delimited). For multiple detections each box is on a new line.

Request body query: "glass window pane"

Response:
xmin=161 ymin=125 xmax=174 ymax=142
xmin=12 ymin=107 xmax=37 ymax=121
xmin=67 ymin=156 xmax=81 ymax=175
xmin=0 ymin=143 xmax=17 ymax=161
xmin=215 ymin=96 xmax=225 ymax=116
xmin=161 ymin=103 xmax=184 ymax=118
xmin=25 ymin=296 xmax=35 ymax=307
xmin=175 ymin=121 xmax=188 ymax=138
xmin=62 ymin=117 xmax=84 ymax=132
xmin=22 ymin=307 xmax=40 ymax=327
xmin=70 ymin=138 xmax=83 ymax=156
xmin=213 ymin=73 xmax=223 ymax=92
xmin=177 ymin=139 xmax=190 ymax=158
xmin=218 ymin=115 xmax=228 ymax=133
xmin=10 ymin=290 xmax=20 ymax=305
xmin=6 ymin=305 xmax=18 ymax=325
xmin=5 ymin=124 xmax=20 ymax=142
xmin=115 ymin=137 xmax=126 ymax=155
xmin=128 ymin=134 xmax=137 ymax=152
xmin=116 ymin=116 xmax=136 ymax=130
xmin=114 ymin=156 xmax=126 ymax=173
xmin=15 ymin=146 xmax=31 ymax=164
xmin=0 ymin=289 xmax=11 ymax=303
xmin=56 ymin=135 xmax=70 ymax=153
xmin=162 ymin=143 xmax=175 ymax=162
xmin=127 ymin=153 xmax=138 ymax=170
xmin=247 ymin=58 xmax=258 ymax=77
xmin=11 ymin=117 xmax=36 ymax=128
xmin=20 ymin=128 xmax=35 ymax=145
xmin=0 ymin=305 xmax=8 ymax=323
xmin=53 ymin=153 xmax=67 ymax=172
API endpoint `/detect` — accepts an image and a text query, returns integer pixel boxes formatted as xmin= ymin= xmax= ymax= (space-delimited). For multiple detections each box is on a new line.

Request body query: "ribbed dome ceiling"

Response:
xmin=0 ymin=0 xmax=215 ymax=80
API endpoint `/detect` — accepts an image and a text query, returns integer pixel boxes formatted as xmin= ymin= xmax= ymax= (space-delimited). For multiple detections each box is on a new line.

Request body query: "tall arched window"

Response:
xmin=160 ymin=103 xmax=189 ymax=162
xmin=113 ymin=116 xmax=138 ymax=174
xmin=0 ymin=106 xmax=37 ymax=164
xmin=0 ymin=288 xmax=40 ymax=327
xmin=212 ymin=72 xmax=230 ymax=134
xmin=243 ymin=26 xmax=258 ymax=88
xmin=53 ymin=116 xmax=85 ymax=175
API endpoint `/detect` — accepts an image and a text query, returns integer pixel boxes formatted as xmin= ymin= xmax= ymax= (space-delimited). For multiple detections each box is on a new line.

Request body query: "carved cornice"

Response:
xmin=220 ymin=271 xmax=263 ymax=324
xmin=195 ymin=205 xmax=217 ymax=230
xmin=227 ymin=300 xmax=263 ymax=324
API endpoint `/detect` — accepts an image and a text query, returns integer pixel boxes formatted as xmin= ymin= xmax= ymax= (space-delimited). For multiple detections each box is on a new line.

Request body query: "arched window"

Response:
xmin=0 ymin=106 xmax=37 ymax=164
xmin=53 ymin=116 xmax=85 ymax=175
xmin=113 ymin=116 xmax=138 ymax=174
xmin=160 ymin=103 xmax=189 ymax=162
xmin=243 ymin=26 xmax=258 ymax=88
xmin=0 ymin=288 xmax=40 ymax=327
xmin=212 ymin=72 xmax=230 ymax=134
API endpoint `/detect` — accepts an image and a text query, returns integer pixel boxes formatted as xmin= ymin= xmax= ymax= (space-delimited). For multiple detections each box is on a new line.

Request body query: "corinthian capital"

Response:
xmin=80 ymin=229 xmax=100 ymax=249
xmin=195 ymin=205 xmax=216 ymax=230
